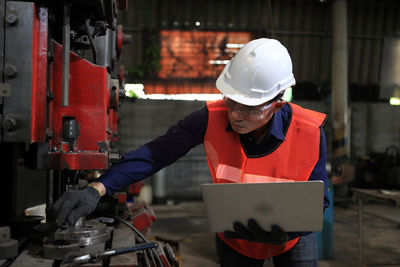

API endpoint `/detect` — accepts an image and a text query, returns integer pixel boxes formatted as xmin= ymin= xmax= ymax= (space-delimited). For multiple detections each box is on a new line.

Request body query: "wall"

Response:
xmin=115 ymin=99 xmax=400 ymax=199
xmin=115 ymin=99 xmax=208 ymax=199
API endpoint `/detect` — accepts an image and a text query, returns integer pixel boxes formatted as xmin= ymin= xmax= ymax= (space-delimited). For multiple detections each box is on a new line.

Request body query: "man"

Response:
xmin=50 ymin=38 xmax=329 ymax=267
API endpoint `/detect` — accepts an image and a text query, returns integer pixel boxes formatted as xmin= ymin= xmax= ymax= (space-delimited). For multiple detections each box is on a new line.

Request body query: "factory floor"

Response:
xmin=149 ymin=200 xmax=400 ymax=267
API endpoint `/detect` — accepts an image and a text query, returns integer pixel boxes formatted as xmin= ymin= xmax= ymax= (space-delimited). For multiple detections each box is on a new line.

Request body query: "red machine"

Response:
xmin=48 ymin=41 xmax=113 ymax=170
xmin=0 ymin=1 xmax=178 ymax=265
xmin=0 ymin=0 xmax=136 ymax=263
xmin=0 ymin=0 xmax=128 ymax=211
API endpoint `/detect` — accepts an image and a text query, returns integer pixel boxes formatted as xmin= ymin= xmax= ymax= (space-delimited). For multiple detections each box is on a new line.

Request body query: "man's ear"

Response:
xmin=271 ymin=100 xmax=286 ymax=114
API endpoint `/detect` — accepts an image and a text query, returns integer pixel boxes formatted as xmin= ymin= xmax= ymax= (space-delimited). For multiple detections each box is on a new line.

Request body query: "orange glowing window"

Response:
xmin=159 ymin=30 xmax=252 ymax=79
xmin=145 ymin=30 xmax=253 ymax=94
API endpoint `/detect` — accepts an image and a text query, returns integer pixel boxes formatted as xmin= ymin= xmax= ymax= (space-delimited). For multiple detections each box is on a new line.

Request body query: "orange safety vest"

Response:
xmin=204 ymin=100 xmax=326 ymax=259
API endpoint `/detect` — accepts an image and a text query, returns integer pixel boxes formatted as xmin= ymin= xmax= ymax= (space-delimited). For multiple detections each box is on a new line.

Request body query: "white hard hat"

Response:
xmin=216 ymin=38 xmax=295 ymax=106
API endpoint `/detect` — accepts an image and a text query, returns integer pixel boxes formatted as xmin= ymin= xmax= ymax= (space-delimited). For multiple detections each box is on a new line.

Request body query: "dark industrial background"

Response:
xmin=114 ymin=0 xmax=400 ymax=200
xmin=1 ymin=0 xmax=400 ymax=266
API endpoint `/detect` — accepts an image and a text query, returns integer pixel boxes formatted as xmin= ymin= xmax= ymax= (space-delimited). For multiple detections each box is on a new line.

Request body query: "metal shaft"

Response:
xmin=67 ymin=242 xmax=157 ymax=264
xmin=61 ymin=5 xmax=70 ymax=107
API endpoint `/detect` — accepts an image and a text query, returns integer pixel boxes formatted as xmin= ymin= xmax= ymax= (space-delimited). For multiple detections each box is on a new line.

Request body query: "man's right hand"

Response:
xmin=48 ymin=185 xmax=101 ymax=228
xmin=224 ymin=219 xmax=288 ymax=245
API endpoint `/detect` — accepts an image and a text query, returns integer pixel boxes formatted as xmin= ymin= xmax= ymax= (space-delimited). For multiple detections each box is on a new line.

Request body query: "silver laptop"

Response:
xmin=201 ymin=181 xmax=324 ymax=233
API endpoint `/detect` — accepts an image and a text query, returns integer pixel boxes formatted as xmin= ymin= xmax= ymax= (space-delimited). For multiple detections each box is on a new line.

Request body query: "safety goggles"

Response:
xmin=222 ymin=96 xmax=275 ymax=120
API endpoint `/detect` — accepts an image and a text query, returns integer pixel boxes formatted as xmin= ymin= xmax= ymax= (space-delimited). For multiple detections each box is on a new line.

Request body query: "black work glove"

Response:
xmin=48 ymin=186 xmax=101 ymax=228
xmin=224 ymin=219 xmax=288 ymax=245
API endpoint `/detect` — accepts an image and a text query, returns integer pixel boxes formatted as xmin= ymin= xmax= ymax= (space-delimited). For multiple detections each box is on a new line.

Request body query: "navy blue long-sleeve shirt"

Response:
xmin=98 ymin=102 xmax=330 ymax=239
xmin=98 ymin=103 xmax=329 ymax=211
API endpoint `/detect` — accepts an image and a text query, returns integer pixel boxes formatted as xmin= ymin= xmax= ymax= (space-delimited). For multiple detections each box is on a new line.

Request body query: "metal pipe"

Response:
xmin=358 ymin=195 xmax=363 ymax=267
xmin=331 ymin=0 xmax=349 ymax=161
xmin=61 ymin=5 xmax=70 ymax=107
xmin=64 ymin=242 xmax=157 ymax=265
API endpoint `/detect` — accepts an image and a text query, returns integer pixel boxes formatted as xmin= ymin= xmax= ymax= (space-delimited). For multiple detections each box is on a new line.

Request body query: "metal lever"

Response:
xmin=63 ymin=242 xmax=157 ymax=265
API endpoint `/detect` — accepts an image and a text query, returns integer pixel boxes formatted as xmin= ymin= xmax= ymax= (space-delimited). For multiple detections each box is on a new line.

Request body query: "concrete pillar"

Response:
xmin=331 ymin=0 xmax=350 ymax=162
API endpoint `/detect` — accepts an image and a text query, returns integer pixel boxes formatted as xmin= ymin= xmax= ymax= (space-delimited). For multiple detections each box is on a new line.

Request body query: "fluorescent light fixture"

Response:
xmin=125 ymin=83 xmax=146 ymax=98
xmin=125 ymin=84 xmax=293 ymax=103
xmin=226 ymin=43 xmax=244 ymax=48
xmin=209 ymin=60 xmax=230 ymax=65
xmin=140 ymin=94 xmax=222 ymax=101
xmin=125 ymin=84 xmax=222 ymax=101
xmin=390 ymin=97 xmax=400 ymax=105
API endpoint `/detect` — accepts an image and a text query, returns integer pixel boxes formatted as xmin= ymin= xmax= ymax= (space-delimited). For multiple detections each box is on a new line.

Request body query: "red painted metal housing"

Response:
xmin=49 ymin=42 xmax=111 ymax=170
xmin=30 ymin=7 xmax=48 ymax=143
xmin=108 ymin=109 xmax=118 ymax=143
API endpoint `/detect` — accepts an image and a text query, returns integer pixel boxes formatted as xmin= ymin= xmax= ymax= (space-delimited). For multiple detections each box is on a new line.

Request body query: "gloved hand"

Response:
xmin=48 ymin=186 xmax=101 ymax=228
xmin=224 ymin=219 xmax=288 ymax=245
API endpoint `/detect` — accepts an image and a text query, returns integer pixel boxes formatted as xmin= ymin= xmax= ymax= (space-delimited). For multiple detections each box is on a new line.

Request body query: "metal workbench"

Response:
xmin=352 ymin=188 xmax=400 ymax=267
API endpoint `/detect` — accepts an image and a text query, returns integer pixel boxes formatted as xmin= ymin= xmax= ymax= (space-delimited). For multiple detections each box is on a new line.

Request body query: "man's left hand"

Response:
xmin=224 ymin=219 xmax=288 ymax=245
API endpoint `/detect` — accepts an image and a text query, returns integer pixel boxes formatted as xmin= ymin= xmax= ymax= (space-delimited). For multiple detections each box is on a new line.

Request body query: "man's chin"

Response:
xmin=231 ymin=124 xmax=250 ymax=134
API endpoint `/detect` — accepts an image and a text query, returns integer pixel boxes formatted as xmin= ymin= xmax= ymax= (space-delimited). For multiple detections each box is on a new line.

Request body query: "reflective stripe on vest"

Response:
xmin=204 ymin=100 xmax=326 ymax=259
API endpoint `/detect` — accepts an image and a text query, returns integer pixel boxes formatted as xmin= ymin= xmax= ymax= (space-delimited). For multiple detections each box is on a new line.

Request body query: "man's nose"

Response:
xmin=229 ymin=109 xmax=243 ymax=121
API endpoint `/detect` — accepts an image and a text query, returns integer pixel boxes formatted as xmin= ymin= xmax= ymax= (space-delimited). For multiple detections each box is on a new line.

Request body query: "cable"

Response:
xmin=107 ymin=214 xmax=163 ymax=267
xmin=85 ymin=19 xmax=97 ymax=64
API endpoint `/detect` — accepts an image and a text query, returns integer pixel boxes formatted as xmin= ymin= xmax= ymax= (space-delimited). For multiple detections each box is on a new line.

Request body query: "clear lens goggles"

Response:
xmin=222 ymin=96 xmax=274 ymax=120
